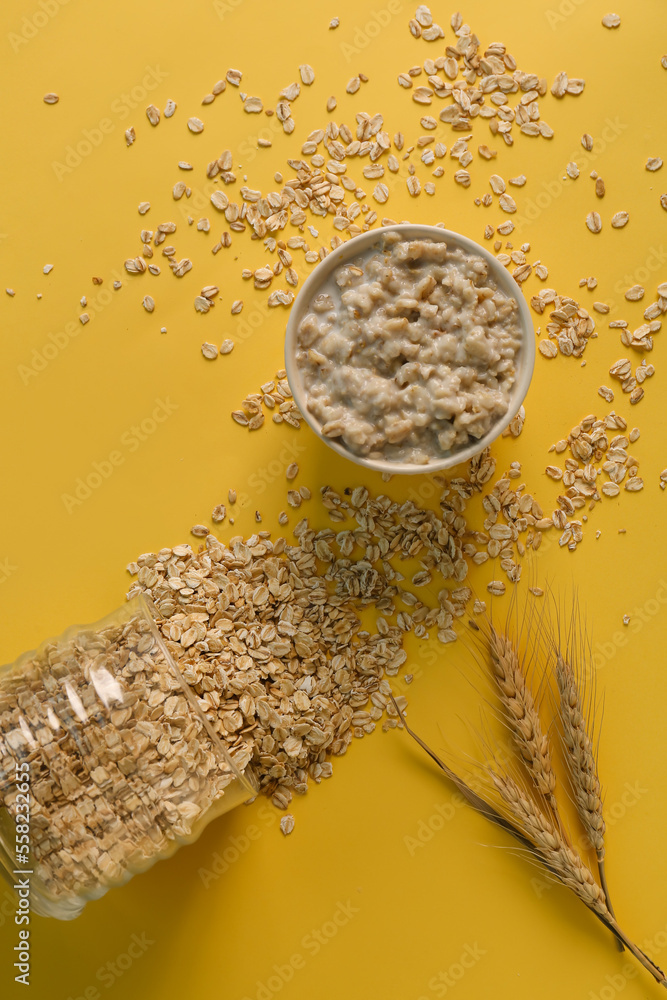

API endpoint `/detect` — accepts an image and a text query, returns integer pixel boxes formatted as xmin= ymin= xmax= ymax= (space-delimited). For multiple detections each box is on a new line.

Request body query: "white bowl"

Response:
xmin=284 ymin=224 xmax=535 ymax=476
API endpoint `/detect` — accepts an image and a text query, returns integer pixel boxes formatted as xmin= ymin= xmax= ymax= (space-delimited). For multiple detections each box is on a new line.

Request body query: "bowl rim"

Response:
xmin=284 ymin=223 xmax=535 ymax=475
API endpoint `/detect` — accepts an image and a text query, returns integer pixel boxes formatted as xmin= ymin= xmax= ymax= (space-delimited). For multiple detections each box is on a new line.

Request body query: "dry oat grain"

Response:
xmin=586 ymin=212 xmax=602 ymax=233
xmin=280 ymin=814 xmax=295 ymax=836
xmin=539 ymin=340 xmax=558 ymax=358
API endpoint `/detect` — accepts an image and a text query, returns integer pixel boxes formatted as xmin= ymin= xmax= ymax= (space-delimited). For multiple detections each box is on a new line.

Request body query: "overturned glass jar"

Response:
xmin=0 ymin=594 xmax=256 ymax=919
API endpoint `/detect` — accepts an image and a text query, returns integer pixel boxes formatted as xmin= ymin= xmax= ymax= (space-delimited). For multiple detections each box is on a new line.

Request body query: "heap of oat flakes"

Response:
xmin=126 ymin=481 xmax=474 ymax=811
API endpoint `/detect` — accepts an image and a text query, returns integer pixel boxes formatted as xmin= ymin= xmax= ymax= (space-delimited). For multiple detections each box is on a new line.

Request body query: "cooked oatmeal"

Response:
xmin=294 ymin=232 xmax=524 ymax=464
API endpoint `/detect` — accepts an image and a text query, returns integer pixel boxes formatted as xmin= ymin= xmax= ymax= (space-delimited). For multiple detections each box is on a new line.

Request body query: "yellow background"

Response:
xmin=1 ymin=0 xmax=667 ymax=997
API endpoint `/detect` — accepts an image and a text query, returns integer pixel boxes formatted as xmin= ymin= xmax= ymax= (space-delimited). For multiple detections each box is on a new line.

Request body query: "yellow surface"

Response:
xmin=1 ymin=0 xmax=667 ymax=997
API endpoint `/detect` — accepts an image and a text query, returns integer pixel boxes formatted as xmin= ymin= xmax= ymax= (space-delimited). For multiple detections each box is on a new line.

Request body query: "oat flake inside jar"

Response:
xmin=0 ymin=595 xmax=255 ymax=919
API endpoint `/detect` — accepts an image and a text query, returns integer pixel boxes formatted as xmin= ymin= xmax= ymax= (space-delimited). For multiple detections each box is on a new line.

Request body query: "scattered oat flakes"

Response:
xmin=646 ymin=158 xmax=663 ymax=172
xmin=406 ymin=176 xmax=421 ymax=196
xmin=142 ymin=295 xmax=155 ymax=313
xmin=125 ymin=127 xmax=136 ymax=147
xmin=187 ymin=117 xmax=204 ymax=133
xmin=212 ymin=504 xmax=226 ymax=523
xmin=538 ymin=339 xmax=558 ymax=358
xmin=551 ymin=71 xmax=568 ymax=98
xmin=586 ymin=212 xmax=602 ymax=233
xmin=286 ymin=463 xmax=299 ymax=481
xmin=280 ymin=813 xmax=295 ymax=835
xmin=243 ymin=96 xmax=263 ymax=114
xmin=146 ymin=105 xmax=160 ymax=126
xmin=611 ymin=211 xmax=629 ymax=228
xmin=601 ymin=13 xmax=621 ymax=27
xmin=201 ymin=342 xmax=218 ymax=360
xmin=499 ymin=194 xmax=516 ymax=213
xmin=43 ymin=92 xmax=59 ymax=104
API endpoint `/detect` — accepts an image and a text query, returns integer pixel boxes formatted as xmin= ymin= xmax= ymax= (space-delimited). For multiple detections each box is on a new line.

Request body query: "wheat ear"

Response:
xmin=393 ymin=699 xmax=667 ymax=988
xmin=487 ymin=627 xmax=558 ymax=814
xmin=490 ymin=770 xmax=665 ymax=985
xmin=490 ymin=770 xmax=609 ymax=916
xmin=556 ymin=654 xmax=607 ymax=859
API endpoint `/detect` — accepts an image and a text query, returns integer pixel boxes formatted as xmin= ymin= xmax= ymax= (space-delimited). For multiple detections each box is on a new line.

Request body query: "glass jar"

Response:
xmin=0 ymin=594 xmax=256 ymax=920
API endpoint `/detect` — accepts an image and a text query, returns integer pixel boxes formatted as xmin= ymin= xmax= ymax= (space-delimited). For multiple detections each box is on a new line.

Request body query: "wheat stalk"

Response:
xmin=391 ymin=603 xmax=667 ymax=989
xmin=487 ymin=626 xmax=558 ymax=815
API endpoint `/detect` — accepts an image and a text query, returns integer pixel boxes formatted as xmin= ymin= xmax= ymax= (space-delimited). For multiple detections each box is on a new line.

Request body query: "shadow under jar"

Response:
xmin=0 ymin=595 xmax=256 ymax=919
